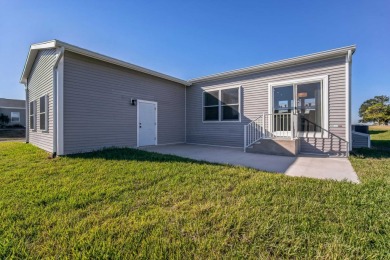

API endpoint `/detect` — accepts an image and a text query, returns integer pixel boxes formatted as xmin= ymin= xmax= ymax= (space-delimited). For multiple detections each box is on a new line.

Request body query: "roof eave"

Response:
xmin=20 ymin=39 xmax=190 ymax=86
xmin=189 ymin=45 xmax=356 ymax=84
xmin=20 ymin=40 xmax=58 ymax=84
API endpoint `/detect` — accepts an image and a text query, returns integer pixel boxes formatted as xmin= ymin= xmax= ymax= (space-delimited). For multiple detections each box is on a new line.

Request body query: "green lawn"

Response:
xmin=370 ymin=125 xmax=390 ymax=150
xmin=0 ymin=142 xmax=389 ymax=259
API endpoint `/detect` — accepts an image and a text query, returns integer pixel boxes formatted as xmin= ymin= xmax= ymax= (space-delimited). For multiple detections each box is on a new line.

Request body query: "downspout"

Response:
xmin=184 ymin=85 xmax=187 ymax=143
xmin=24 ymin=81 xmax=29 ymax=143
xmin=53 ymin=47 xmax=65 ymax=157
xmin=345 ymin=50 xmax=352 ymax=154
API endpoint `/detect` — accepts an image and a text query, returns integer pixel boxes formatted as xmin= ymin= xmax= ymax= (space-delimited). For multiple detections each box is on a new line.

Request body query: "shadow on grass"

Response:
xmin=351 ymin=148 xmax=390 ymax=159
xmin=369 ymin=130 xmax=388 ymax=135
xmin=371 ymin=140 xmax=390 ymax=149
xmin=66 ymin=147 xmax=223 ymax=166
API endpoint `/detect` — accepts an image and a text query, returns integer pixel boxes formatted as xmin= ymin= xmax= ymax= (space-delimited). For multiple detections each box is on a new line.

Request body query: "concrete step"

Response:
xmin=246 ymin=138 xmax=299 ymax=157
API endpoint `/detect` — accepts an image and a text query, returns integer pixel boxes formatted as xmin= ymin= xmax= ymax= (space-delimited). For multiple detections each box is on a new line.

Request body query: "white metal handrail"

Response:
xmin=244 ymin=112 xmax=297 ymax=151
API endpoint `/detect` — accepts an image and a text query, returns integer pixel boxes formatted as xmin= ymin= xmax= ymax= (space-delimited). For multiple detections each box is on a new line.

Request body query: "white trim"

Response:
xmin=137 ymin=99 xmax=158 ymax=147
xmin=57 ymin=55 xmax=65 ymax=155
xmin=25 ymin=86 xmax=29 ymax=142
xmin=190 ymin=46 xmax=356 ymax=83
xmin=21 ymin=40 xmax=356 ymax=87
xmin=268 ymin=75 xmax=329 ymax=138
xmin=346 ymin=50 xmax=352 ymax=151
xmin=10 ymin=112 xmax=21 ymax=123
xmin=0 ymin=106 xmax=25 ymax=109
xmin=202 ymin=85 xmax=242 ymax=123
xmin=21 ymin=40 xmax=189 ymax=86
xmin=52 ymin=47 xmax=65 ymax=156
xmin=30 ymin=40 xmax=56 ymax=50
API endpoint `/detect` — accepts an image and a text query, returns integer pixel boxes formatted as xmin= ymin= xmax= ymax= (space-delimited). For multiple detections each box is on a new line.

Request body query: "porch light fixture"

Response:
xmin=297 ymin=92 xmax=307 ymax=98
xmin=131 ymin=99 xmax=137 ymax=106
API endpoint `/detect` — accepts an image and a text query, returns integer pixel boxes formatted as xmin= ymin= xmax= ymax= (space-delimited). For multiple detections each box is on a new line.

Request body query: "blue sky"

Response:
xmin=0 ymin=0 xmax=389 ymax=123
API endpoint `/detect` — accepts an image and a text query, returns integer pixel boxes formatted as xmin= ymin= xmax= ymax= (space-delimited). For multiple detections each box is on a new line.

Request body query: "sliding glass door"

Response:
xmin=296 ymin=82 xmax=322 ymax=132
xmin=272 ymin=80 xmax=323 ymax=137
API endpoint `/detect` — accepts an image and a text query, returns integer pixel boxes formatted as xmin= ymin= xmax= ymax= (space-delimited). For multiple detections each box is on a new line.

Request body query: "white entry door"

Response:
xmin=137 ymin=100 xmax=157 ymax=146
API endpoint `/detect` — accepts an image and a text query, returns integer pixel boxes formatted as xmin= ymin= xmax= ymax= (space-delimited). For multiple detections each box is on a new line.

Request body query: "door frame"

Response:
xmin=268 ymin=75 xmax=329 ymax=138
xmin=137 ymin=99 xmax=158 ymax=147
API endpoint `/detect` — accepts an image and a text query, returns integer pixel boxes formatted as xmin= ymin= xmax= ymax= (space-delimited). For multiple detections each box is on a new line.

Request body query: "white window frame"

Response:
xmin=39 ymin=94 xmax=48 ymax=131
xmin=11 ymin=112 xmax=20 ymax=123
xmin=202 ymin=86 xmax=241 ymax=123
xmin=268 ymin=75 xmax=329 ymax=138
xmin=29 ymin=100 xmax=36 ymax=131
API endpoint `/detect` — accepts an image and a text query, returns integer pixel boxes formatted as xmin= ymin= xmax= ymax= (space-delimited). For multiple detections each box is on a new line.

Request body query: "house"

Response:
xmin=20 ymin=40 xmax=357 ymax=157
xmin=0 ymin=98 xmax=26 ymax=127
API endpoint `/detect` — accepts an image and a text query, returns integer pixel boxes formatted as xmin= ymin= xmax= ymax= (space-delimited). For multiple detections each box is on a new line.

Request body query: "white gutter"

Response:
xmin=21 ymin=40 xmax=190 ymax=87
xmin=190 ymin=45 xmax=356 ymax=83
xmin=53 ymin=47 xmax=65 ymax=156
xmin=346 ymin=50 xmax=353 ymax=152
xmin=24 ymin=82 xmax=29 ymax=143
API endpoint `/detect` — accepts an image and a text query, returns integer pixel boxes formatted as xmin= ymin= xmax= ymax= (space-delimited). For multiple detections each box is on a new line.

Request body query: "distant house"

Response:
xmin=0 ymin=98 xmax=26 ymax=127
xmin=20 ymin=40 xmax=361 ymax=156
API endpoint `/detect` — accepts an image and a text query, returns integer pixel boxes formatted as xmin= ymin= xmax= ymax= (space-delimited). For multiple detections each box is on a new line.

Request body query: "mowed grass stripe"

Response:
xmin=0 ymin=142 xmax=389 ymax=259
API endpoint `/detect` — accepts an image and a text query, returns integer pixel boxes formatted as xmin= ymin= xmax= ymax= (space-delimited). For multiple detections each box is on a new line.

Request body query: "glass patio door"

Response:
xmin=272 ymin=85 xmax=294 ymax=137
xmin=296 ymin=82 xmax=322 ymax=133
xmin=272 ymin=81 xmax=323 ymax=137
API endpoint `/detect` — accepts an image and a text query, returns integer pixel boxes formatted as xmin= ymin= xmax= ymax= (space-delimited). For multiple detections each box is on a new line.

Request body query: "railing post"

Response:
xmin=262 ymin=112 xmax=265 ymax=138
xmin=244 ymin=125 xmax=247 ymax=152
xmin=290 ymin=111 xmax=294 ymax=140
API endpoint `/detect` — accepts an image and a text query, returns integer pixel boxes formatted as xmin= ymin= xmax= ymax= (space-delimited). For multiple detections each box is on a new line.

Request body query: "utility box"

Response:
xmin=352 ymin=125 xmax=369 ymax=134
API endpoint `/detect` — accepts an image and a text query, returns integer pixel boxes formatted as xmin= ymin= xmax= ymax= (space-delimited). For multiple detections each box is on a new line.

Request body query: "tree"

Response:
xmin=359 ymin=95 xmax=389 ymax=117
xmin=0 ymin=113 xmax=10 ymax=127
xmin=359 ymin=95 xmax=390 ymax=125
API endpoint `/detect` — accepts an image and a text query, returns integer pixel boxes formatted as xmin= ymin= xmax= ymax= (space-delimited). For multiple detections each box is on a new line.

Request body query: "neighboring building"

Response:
xmin=0 ymin=98 xmax=26 ymax=127
xmin=20 ymin=40 xmax=358 ymax=156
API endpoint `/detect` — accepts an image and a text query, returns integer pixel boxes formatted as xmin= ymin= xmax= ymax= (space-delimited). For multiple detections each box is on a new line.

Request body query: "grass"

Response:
xmin=0 ymin=143 xmax=389 ymax=259
xmin=370 ymin=125 xmax=390 ymax=150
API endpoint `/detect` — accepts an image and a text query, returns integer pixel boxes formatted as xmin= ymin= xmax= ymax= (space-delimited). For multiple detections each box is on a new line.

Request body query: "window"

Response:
xmin=203 ymin=87 xmax=240 ymax=122
xmin=11 ymin=112 xmax=20 ymax=123
xmin=221 ymin=88 xmax=240 ymax=121
xmin=204 ymin=90 xmax=219 ymax=121
xmin=29 ymin=101 xmax=35 ymax=130
xmin=39 ymin=95 xmax=48 ymax=131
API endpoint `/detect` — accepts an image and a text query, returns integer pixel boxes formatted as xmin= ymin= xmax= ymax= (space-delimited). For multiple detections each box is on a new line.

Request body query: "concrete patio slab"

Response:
xmin=140 ymin=144 xmax=359 ymax=183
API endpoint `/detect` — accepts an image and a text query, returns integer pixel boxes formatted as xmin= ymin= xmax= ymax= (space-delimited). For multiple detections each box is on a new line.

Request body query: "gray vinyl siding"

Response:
xmin=27 ymin=49 xmax=56 ymax=152
xmin=63 ymin=51 xmax=185 ymax=154
xmin=186 ymin=56 xmax=347 ymax=154
xmin=0 ymin=108 xmax=26 ymax=127
xmin=352 ymin=132 xmax=370 ymax=148
xmin=0 ymin=98 xmax=25 ymax=108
